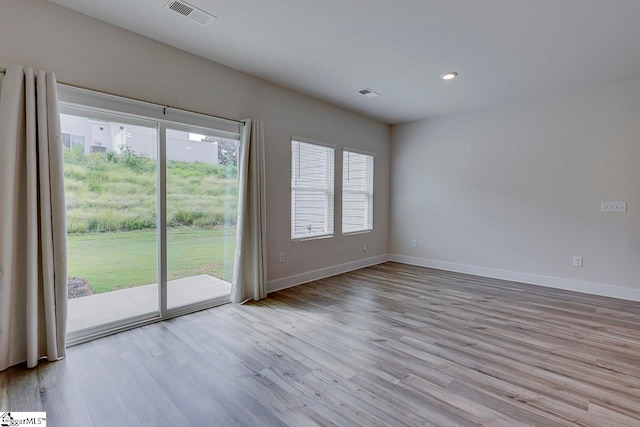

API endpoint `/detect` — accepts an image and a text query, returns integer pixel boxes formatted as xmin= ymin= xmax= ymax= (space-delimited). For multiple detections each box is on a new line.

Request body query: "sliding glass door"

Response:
xmin=61 ymin=108 xmax=159 ymax=334
xmin=59 ymin=97 xmax=241 ymax=342
xmin=165 ymin=127 xmax=239 ymax=309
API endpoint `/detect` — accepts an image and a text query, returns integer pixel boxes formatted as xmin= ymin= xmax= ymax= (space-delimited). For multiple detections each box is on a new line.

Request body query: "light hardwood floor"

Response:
xmin=2 ymin=262 xmax=640 ymax=426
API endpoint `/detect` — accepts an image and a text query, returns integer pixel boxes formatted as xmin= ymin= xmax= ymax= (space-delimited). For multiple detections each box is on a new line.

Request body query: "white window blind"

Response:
xmin=342 ymin=150 xmax=374 ymax=234
xmin=291 ymin=139 xmax=335 ymax=239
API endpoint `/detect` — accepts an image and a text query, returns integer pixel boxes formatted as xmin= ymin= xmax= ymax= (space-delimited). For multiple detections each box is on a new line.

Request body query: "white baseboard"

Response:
xmin=389 ymin=254 xmax=640 ymax=302
xmin=267 ymin=254 xmax=390 ymax=294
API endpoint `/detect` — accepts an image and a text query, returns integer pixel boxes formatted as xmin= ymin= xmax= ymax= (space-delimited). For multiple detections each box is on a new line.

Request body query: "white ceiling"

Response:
xmin=49 ymin=0 xmax=640 ymax=124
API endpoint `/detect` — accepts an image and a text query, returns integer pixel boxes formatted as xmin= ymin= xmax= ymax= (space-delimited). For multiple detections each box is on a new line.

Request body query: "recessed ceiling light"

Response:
xmin=441 ymin=72 xmax=458 ymax=80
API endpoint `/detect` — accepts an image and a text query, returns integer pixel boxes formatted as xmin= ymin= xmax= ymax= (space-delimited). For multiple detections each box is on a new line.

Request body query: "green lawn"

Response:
xmin=68 ymin=228 xmax=236 ymax=293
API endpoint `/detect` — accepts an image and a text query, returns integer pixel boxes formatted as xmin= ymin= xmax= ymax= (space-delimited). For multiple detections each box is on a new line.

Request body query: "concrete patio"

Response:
xmin=67 ymin=274 xmax=231 ymax=332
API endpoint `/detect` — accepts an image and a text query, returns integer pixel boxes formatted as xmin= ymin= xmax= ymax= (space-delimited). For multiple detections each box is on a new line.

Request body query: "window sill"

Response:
xmin=291 ymin=234 xmax=334 ymax=242
xmin=342 ymin=229 xmax=373 ymax=236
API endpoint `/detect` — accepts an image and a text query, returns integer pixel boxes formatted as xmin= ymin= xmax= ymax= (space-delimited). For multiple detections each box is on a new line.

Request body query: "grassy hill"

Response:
xmin=64 ymin=147 xmax=238 ymax=233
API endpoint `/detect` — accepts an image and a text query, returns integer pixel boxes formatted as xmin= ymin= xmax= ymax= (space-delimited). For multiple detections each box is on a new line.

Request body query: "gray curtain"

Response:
xmin=0 ymin=65 xmax=67 ymax=371
xmin=231 ymin=119 xmax=267 ymax=303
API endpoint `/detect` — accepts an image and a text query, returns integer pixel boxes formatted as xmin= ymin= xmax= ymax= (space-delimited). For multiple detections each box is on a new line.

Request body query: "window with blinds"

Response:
xmin=291 ymin=139 xmax=335 ymax=240
xmin=342 ymin=150 xmax=374 ymax=234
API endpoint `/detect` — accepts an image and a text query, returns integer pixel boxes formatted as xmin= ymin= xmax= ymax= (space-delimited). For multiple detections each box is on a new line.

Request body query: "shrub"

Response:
xmin=171 ymin=209 xmax=204 ymax=227
xmin=105 ymin=151 xmax=118 ymax=163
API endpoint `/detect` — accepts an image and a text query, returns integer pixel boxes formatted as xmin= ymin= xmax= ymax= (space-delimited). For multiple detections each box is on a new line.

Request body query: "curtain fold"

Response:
xmin=0 ymin=65 xmax=67 ymax=371
xmin=231 ymin=119 xmax=267 ymax=303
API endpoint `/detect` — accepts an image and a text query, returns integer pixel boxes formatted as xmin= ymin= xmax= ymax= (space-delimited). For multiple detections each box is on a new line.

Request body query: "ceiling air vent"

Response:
xmin=164 ymin=1 xmax=217 ymax=26
xmin=358 ymin=88 xmax=380 ymax=98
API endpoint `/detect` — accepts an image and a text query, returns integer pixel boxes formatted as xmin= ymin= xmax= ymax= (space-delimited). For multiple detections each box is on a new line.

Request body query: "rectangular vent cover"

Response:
xmin=358 ymin=88 xmax=380 ymax=98
xmin=164 ymin=1 xmax=217 ymax=26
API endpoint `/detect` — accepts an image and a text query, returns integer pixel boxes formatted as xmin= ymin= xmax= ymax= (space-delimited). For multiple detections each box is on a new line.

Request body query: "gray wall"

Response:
xmin=0 ymin=0 xmax=390 ymax=287
xmin=391 ymin=77 xmax=640 ymax=294
xmin=10 ymin=0 xmax=637 ymax=299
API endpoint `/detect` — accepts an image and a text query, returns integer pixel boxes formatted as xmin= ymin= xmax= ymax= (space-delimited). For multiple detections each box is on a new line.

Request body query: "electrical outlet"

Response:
xmin=279 ymin=252 xmax=285 ymax=263
xmin=573 ymin=256 xmax=583 ymax=268
xmin=411 ymin=240 xmax=417 ymax=248
xmin=362 ymin=243 xmax=367 ymax=252
xmin=601 ymin=202 xmax=627 ymax=213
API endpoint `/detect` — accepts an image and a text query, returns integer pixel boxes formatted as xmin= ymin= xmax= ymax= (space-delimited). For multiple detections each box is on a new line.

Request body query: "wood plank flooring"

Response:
xmin=2 ymin=262 xmax=640 ymax=426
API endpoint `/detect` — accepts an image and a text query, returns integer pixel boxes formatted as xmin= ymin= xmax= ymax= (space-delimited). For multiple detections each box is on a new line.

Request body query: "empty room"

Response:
xmin=1 ymin=0 xmax=639 ymax=426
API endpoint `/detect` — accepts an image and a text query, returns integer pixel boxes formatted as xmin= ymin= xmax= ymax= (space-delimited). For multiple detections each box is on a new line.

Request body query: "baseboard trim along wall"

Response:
xmin=267 ymin=254 xmax=390 ymax=294
xmin=389 ymin=254 xmax=640 ymax=302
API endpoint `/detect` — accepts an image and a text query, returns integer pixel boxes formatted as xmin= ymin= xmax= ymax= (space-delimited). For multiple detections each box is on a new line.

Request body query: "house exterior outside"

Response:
xmin=60 ymin=114 xmax=219 ymax=165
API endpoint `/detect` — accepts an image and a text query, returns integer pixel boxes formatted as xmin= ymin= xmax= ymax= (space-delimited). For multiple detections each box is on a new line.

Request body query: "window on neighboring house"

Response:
xmin=342 ymin=150 xmax=374 ymax=234
xmin=291 ymin=138 xmax=335 ymax=240
xmin=71 ymin=134 xmax=85 ymax=150
xmin=61 ymin=132 xmax=86 ymax=151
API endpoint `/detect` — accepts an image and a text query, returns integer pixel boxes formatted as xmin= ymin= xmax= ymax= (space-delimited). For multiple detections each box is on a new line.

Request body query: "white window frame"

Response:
xmin=291 ymin=136 xmax=336 ymax=241
xmin=342 ymin=148 xmax=374 ymax=235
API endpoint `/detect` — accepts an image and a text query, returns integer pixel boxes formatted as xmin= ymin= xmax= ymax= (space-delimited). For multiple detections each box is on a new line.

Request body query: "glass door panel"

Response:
xmin=165 ymin=128 xmax=239 ymax=309
xmin=61 ymin=109 xmax=159 ymax=333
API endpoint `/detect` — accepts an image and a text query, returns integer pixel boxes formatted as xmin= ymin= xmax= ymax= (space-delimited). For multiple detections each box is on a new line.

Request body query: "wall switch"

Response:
xmin=362 ymin=243 xmax=367 ymax=252
xmin=279 ymin=252 xmax=285 ymax=263
xmin=411 ymin=240 xmax=417 ymax=248
xmin=601 ymin=202 xmax=627 ymax=213
xmin=573 ymin=256 xmax=583 ymax=268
